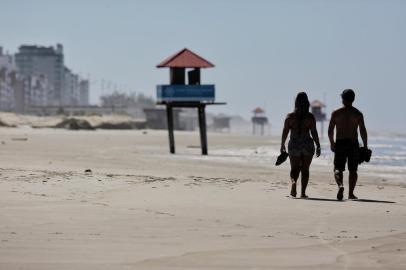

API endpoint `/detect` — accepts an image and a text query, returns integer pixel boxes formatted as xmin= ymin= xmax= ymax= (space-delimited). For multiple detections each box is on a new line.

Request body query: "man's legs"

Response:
xmin=348 ymin=143 xmax=360 ymax=199
xmin=289 ymin=155 xmax=301 ymax=197
xmin=348 ymin=170 xmax=358 ymax=199
xmin=334 ymin=169 xmax=343 ymax=186
xmin=334 ymin=169 xmax=344 ymax=200
xmin=333 ymin=141 xmax=346 ymax=201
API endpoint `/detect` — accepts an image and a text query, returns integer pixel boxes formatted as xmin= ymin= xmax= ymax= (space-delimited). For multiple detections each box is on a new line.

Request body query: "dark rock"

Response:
xmin=0 ymin=120 xmax=16 ymax=128
xmin=54 ymin=118 xmax=94 ymax=130
xmin=95 ymin=121 xmax=146 ymax=130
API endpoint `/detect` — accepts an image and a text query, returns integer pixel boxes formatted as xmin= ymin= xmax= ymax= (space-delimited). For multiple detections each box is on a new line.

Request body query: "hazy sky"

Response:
xmin=1 ymin=0 xmax=405 ymax=133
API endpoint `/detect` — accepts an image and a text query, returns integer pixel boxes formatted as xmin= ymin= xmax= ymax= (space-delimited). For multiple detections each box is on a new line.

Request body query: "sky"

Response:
xmin=1 ymin=0 xmax=405 ymax=133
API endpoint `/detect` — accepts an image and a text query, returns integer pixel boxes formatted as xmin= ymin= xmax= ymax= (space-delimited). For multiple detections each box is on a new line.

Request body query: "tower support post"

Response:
xmin=166 ymin=105 xmax=175 ymax=154
xmin=198 ymin=105 xmax=208 ymax=155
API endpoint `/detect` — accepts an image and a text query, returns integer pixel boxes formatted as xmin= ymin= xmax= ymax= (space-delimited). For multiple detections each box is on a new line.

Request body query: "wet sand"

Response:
xmin=0 ymin=128 xmax=405 ymax=269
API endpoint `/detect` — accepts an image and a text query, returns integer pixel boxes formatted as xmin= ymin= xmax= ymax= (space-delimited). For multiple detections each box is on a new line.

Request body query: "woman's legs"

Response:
xmin=300 ymin=155 xmax=313 ymax=198
xmin=289 ymin=155 xmax=301 ymax=197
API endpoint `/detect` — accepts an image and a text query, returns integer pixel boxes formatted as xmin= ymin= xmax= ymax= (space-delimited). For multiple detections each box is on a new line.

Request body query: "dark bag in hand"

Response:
xmin=358 ymin=147 xmax=372 ymax=164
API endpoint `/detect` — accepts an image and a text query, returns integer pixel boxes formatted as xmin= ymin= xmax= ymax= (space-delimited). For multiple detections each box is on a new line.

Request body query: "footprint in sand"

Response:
xmin=145 ymin=209 xmax=175 ymax=217
xmin=234 ymin=224 xmax=251 ymax=229
xmin=92 ymin=202 xmax=109 ymax=207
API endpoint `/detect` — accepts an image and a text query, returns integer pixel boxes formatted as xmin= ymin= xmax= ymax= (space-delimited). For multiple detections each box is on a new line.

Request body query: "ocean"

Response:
xmin=183 ymin=136 xmax=406 ymax=181
xmin=366 ymin=137 xmax=406 ymax=167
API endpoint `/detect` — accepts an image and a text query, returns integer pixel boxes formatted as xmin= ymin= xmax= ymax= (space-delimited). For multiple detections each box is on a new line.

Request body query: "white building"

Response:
xmin=26 ymin=74 xmax=50 ymax=107
xmin=79 ymin=79 xmax=89 ymax=105
xmin=1 ymin=46 xmax=51 ymax=112
xmin=63 ymin=67 xmax=84 ymax=106
xmin=0 ymin=47 xmax=17 ymax=69
xmin=63 ymin=67 xmax=72 ymax=106
xmin=0 ymin=47 xmax=17 ymax=111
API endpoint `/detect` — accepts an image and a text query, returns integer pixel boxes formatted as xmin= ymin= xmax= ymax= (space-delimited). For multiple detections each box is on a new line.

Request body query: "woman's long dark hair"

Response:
xmin=294 ymin=92 xmax=310 ymax=135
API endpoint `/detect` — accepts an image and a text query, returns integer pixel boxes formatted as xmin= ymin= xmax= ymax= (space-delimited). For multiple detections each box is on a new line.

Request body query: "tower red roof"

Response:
xmin=253 ymin=107 xmax=265 ymax=114
xmin=310 ymin=100 xmax=326 ymax=108
xmin=157 ymin=48 xmax=215 ymax=68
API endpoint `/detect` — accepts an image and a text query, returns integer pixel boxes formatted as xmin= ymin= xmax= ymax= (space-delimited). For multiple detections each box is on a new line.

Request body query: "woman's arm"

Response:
xmin=280 ymin=115 xmax=290 ymax=153
xmin=310 ymin=115 xmax=321 ymax=157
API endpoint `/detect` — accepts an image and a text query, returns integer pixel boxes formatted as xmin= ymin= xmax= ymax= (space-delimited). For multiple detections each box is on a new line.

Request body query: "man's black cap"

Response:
xmin=341 ymin=89 xmax=355 ymax=102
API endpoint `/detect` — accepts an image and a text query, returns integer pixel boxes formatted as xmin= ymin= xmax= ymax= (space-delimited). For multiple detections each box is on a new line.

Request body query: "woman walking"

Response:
xmin=280 ymin=92 xmax=321 ymax=198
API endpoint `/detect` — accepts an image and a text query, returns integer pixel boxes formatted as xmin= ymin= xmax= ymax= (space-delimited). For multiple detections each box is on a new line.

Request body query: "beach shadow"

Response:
xmin=304 ymin=197 xmax=344 ymax=202
xmin=352 ymin=199 xmax=396 ymax=204
xmin=287 ymin=196 xmax=396 ymax=204
xmin=286 ymin=196 xmax=343 ymax=202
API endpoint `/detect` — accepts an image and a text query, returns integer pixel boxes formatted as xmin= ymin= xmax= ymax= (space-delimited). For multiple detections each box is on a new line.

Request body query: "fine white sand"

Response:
xmin=0 ymin=128 xmax=405 ymax=269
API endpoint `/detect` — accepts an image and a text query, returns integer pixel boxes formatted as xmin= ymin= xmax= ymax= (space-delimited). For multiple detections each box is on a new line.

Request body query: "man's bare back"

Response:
xmin=330 ymin=106 xmax=363 ymax=142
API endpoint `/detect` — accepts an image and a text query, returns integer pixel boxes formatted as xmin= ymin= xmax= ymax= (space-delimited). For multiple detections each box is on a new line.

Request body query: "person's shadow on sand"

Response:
xmin=351 ymin=198 xmax=396 ymax=204
xmin=288 ymin=196 xmax=395 ymax=204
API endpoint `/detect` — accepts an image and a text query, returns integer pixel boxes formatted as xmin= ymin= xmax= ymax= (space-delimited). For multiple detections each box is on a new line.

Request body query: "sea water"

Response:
xmin=367 ymin=137 xmax=406 ymax=167
xmin=183 ymin=136 xmax=406 ymax=181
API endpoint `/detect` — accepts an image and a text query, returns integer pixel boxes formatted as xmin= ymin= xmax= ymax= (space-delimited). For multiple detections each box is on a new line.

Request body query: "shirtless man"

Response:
xmin=328 ymin=89 xmax=368 ymax=200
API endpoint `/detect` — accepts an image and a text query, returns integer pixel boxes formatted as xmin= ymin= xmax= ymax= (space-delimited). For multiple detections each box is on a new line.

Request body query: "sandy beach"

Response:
xmin=0 ymin=127 xmax=405 ymax=269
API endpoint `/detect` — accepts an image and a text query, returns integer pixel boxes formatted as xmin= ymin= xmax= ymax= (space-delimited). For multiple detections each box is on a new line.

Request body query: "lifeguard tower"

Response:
xmin=251 ymin=107 xmax=268 ymax=135
xmin=310 ymin=100 xmax=326 ymax=137
xmin=156 ymin=48 xmax=225 ymax=155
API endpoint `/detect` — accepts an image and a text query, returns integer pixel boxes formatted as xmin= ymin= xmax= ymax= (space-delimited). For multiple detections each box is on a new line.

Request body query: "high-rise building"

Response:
xmin=0 ymin=46 xmax=17 ymax=70
xmin=71 ymin=73 xmax=79 ymax=105
xmin=63 ymin=67 xmax=82 ymax=106
xmin=0 ymin=48 xmax=18 ymax=111
xmin=15 ymin=44 xmax=64 ymax=105
xmin=79 ymin=80 xmax=89 ymax=106
xmin=1 ymin=44 xmax=90 ymax=112
xmin=27 ymin=74 xmax=50 ymax=107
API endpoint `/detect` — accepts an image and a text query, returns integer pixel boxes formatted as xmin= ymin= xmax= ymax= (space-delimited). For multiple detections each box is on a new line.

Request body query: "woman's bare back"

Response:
xmin=287 ymin=112 xmax=314 ymax=138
